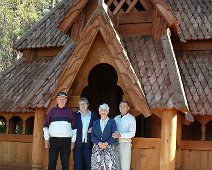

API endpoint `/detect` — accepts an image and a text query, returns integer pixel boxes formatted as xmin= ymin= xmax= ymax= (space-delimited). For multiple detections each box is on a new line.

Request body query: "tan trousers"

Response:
xmin=115 ymin=142 xmax=132 ymax=170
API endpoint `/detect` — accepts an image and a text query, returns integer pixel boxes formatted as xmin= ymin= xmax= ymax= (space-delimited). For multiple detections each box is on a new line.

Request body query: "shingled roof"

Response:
xmin=1 ymin=0 xmax=211 ymax=116
xmin=0 ymin=41 xmax=74 ymax=112
xmin=13 ymin=0 xmax=73 ymax=50
xmin=123 ymin=34 xmax=188 ymax=111
xmin=177 ymin=51 xmax=212 ymax=115
xmin=167 ymin=0 xmax=211 ymax=41
xmin=0 ymin=57 xmax=52 ymax=112
xmin=12 ymin=0 xmax=212 ymax=50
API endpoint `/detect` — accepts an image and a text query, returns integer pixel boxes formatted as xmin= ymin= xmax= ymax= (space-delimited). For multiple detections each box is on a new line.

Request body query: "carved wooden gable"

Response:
xmin=48 ymin=6 xmax=151 ymax=117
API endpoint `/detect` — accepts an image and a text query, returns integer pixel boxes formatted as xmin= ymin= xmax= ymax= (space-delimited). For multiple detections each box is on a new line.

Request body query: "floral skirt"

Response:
xmin=91 ymin=144 xmax=117 ymax=170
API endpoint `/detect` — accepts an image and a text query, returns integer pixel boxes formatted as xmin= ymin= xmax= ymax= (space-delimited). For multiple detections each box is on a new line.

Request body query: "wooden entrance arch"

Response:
xmin=81 ymin=63 xmax=123 ymax=117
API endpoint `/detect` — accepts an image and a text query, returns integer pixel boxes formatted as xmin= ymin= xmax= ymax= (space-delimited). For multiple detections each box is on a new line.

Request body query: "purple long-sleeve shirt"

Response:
xmin=43 ymin=106 xmax=76 ymax=141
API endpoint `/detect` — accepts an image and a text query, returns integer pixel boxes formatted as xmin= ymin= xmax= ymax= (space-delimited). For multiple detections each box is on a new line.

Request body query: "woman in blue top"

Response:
xmin=91 ymin=103 xmax=118 ymax=170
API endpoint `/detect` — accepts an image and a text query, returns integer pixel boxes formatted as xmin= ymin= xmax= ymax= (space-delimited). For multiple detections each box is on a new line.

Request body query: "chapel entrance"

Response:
xmin=81 ymin=63 xmax=123 ymax=117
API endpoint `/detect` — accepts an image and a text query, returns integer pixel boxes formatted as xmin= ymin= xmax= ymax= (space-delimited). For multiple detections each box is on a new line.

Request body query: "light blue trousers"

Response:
xmin=115 ymin=142 xmax=132 ymax=170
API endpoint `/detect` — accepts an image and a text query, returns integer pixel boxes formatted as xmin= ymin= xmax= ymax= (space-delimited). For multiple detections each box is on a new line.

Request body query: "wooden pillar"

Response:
xmin=6 ymin=118 xmax=9 ymax=134
xmin=32 ymin=108 xmax=45 ymax=170
xmin=176 ymin=112 xmax=182 ymax=169
xmin=22 ymin=119 xmax=26 ymax=134
xmin=160 ymin=109 xmax=177 ymax=170
xmin=201 ymin=123 xmax=206 ymax=141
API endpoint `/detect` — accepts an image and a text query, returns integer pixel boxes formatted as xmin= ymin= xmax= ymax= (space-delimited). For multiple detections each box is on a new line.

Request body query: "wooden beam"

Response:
xmin=173 ymin=41 xmax=212 ymax=51
xmin=119 ymin=23 xmax=152 ymax=36
xmin=118 ymin=11 xmax=153 ymax=24
xmin=132 ymin=137 xmax=161 ymax=149
xmin=151 ymin=0 xmax=178 ymax=27
xmin=139 ymin=0 xmax=154 ymax=10
xmin=36 ymin=47 xmax=62 ymax=57
xmin=0 ymin=134 xmax=33 ymax=143
xmin=113 ymin=0 xmax=126 ymax=15
xmin=126 ymin=0 xmax=139 ymax=13
xmin=67 ymin=95 xmax=80 ymax=108
xmin=180 ymin=141 xmax=212 ymax=151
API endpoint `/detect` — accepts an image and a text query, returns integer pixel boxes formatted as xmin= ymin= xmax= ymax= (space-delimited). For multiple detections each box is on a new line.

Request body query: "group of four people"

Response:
xmin=43 ymin=91 xmax=136 ymax=170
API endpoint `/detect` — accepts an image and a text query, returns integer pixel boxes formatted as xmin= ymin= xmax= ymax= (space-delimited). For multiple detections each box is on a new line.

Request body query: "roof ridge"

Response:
xmin=160 ymin=30 xmax=188 ymax=112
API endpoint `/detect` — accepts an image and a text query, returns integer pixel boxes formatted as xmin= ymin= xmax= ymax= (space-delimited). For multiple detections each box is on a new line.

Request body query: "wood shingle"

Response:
xmin=0 ymin=41 xmax=75 ymax=112
xmin=123 ymin=34 xmax=188 ymax=111
xmin=167 ymin=0 xmax=212 ymax=41
xmin=177 ymin=51 xmax=212 ymax=115
xmin=13 ymin=0 xmax=73 ymax=50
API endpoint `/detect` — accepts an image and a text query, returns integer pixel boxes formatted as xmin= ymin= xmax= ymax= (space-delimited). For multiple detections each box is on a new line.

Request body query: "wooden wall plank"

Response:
xmin=0 ymin=134 xmax=33 ymax=143
xmin=132 ymin=137 xmax=161 ymax=149
xmin=0 ymin=141 xmax=32 ymax=165
xmin=131 ymin=138 xmax=160 ymax=170
xmin=180 ymin=150 xmax=212 ymax=170
xmin=180 ymin=141 xmax=212 ymax=151
xmin=118 ymin=11 xmax=153 ymax=24
xmin=119 ymin=23 xmax=152 ymax=36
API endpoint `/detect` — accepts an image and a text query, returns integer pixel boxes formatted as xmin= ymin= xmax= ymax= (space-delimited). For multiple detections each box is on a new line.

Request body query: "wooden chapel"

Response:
xmin=0 ymin=0 xmax=211 ymax=170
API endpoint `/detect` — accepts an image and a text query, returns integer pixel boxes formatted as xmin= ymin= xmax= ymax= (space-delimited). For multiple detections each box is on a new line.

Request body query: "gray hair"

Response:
xmin=99 ymin=103 xmax=109 ymax=112
xmin=79 ymin=97 xmax=89 ymax=104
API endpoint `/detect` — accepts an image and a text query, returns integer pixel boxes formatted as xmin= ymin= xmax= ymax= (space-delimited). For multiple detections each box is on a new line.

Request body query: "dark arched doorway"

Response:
xmin=81 ymin=63 xmax=123 ymax=117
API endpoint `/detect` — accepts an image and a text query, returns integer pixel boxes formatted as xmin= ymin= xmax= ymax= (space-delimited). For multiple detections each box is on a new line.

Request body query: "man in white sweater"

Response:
xmin=113 ymin=101 xmax=136 ymax=170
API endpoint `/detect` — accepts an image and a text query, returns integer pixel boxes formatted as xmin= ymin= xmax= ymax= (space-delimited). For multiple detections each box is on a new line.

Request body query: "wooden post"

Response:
xmin=201 ymin=123 xmax=206 ymax=141
xmin=160 ymin=109 xmax=177 ymax=170
xmin=32 ymin=108 xmax=45 ymax=170
xmin=22 ymin=119 xmax=26 ymax=134
xmin=6 ymin=118 xmax=9 ymax=134
xmin=176 ymin=112 xmax=182 ymax=169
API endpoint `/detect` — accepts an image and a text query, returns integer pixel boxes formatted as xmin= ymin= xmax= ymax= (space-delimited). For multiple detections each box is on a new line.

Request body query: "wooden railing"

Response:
xmin=132 ymin=137 xmax=161 ymax=149
xmin=180 ymin=140 xmax=212 ymax=151
xmin=0 ymin=134 xmax=33 ymax=143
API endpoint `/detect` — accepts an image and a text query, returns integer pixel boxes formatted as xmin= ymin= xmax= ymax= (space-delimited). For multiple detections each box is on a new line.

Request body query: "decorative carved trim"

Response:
xmin=48 ymin=8 xmax=151 ymax=117
xmin=59 ymin=0 xmax=88 ymax=33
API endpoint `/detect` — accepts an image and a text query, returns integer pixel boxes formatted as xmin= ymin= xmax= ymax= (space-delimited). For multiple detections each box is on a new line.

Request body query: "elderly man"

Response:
xmin=43 ymin=91 xmax=76 ymax=170
xmin=113 ymin=101 xmax=136 ymax=170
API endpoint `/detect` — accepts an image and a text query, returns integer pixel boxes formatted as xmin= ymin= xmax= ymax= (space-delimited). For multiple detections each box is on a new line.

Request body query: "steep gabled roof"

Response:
xmin=0 ymin=41 xmax=75 ymax=112
xmin=13 ymin=0 xmax=75 ymax=50
xmin=177 ymin=51 xmax=212 ymax=115
xmin=47 ymin=5 xmax=152 ymax=117
xmin=167 ymin=0 xmax=211 ymax=41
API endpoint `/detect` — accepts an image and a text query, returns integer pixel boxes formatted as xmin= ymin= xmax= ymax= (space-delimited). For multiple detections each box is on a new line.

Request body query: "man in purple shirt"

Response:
xmin=43 ymin=91 xmax=76 ymax=170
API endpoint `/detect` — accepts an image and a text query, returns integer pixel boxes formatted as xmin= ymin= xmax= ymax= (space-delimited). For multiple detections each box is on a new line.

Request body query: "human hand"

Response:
xmin=98 ymin=142 xmax=108 ymax=149
xmin=44 ymin=140 xmax=50 ymax=149
xmin=112 ymin=131 xmax=121 ymax=138
xmin=88 ymin=127 xmax=92 ymax=133
xmin=71 ymin=143 xmax=75 ymax=150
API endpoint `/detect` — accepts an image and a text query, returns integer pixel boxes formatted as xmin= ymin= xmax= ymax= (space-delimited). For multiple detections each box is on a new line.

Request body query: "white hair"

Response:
xmin=99 ymin=103 xmax=109 ymax=112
